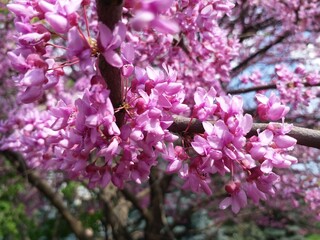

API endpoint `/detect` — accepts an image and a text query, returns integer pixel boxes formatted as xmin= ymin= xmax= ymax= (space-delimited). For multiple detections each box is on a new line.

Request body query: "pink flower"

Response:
xmin=163 ymin=143 xmax=188 ymax=173
xmin=97 ymin=22 xmax=126 ymax=68
xmin=243 ymin=182 xmax=267 ymax=204
xmin=7 ymin=3 xmax=38 ymax=19
xmin=19 ymin=86 xmax=44 ymax=103
xmin=128 ymin=0 xmax=179 ymax=34
xmin=45 ymin=13 xmax=68 ymax=34
xmin=216 ymin=95 xmax=244 ymax=117
xmin=256 ymin=92 xmax=290 ymax=121
xmin=18 ymin=32 xmax=51 ymax=46
xmin=219 ymin=181 xmax=247 ymax=213
xmin=193 ymin=87 xmax=217 ymax=121
xmin=66 ymin=27 xmax=93 ymax=72
xmin=50 ymin=100 xmax=73 ymax=131
xmin=121 ymin=43 xmax=135 ymax=77
xmin=181 ymin=156 xmax=213 ymax=195
xmin=255 ymin=172 xmax=280 ymax=196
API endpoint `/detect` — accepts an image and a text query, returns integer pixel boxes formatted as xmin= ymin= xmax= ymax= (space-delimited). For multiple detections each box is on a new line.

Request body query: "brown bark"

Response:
xmin=96 ymin=0 xmax=125 ymax=127
xmin=169 ymin=116 xmax=320 ymax=149
xmin=145 ymin=168 xmax=164 ymax=240
xmin=99 ymin=186 xmax=132 ymax=240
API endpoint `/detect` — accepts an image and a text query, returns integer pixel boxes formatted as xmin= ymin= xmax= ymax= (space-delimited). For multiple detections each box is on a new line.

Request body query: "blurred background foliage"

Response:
xmin=1 ymin=156 xmax=319 ymax=240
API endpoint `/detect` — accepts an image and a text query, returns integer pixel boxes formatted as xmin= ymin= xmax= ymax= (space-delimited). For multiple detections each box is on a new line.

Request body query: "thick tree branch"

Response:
xmin=96 ymin=0 xmax=125 ymax=127
xmin=1 ymin=150 xmax=92 ymax=240
xmin=145 ymin=168 xmax=175 ymax=240
xmin=145 ymin=168 xmax=165 ymax=239
xmin=250 ymin=123 xmax=320 ymax=149
xmin=99 ymin=187 xmax=133 ymax=240
xmin=169 ymin=116 xmax=320 ymax=149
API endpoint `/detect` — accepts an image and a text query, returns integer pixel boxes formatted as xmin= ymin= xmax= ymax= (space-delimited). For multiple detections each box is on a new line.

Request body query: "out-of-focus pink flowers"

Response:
xmin=126 ymin=0 xmax=180 ymax=34
xmin=275 ymin=64 xmax=320 ymax=108
xmin=305 ymin=188 xmax=320 ymax=218
xmin=8 ymin=52 xmax=63 ymax=103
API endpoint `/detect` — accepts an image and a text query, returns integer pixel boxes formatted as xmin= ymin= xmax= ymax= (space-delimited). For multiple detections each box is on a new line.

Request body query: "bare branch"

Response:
xmin=228 ymin=83 xmax=277 ymax=94
xmin=145 ymin=168 xmax=175 ymax=240
xmin=227 ymin=82 xmax=320 ymax=95
xmin=1 ymin=150 xmax=93 ymax=240
xmin=231 ymin=32 xmax=290 ymax=77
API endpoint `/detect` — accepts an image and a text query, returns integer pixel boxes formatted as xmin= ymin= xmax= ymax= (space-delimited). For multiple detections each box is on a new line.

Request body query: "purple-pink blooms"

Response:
xmin=2 ymin=0 xmax=307 ymax=217
xmin=97 ymin=22 xmax=126 ymax=68
xmin=126 ymin=0 xmax=180 ymax=34
xmin=256 ymin=92 xmax=290 ymax=121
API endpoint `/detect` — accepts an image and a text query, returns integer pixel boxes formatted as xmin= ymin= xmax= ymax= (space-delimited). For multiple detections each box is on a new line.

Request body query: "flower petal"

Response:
xmin=102 ymin=50 xmax=123 ymax=68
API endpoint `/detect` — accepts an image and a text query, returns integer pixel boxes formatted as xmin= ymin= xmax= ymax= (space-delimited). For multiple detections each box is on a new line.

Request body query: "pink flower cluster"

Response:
xmin=275 ymin=64 xmax=320 ymax=109
xmin=1 ymin=65 xmax=190 ymax=189
xmin=47 ymin=65 xmax=188 ymax=188
xmin=7 ymin=0 xmax=134 ymax=103
xmin=124 ymin=0 xmax=239 ymax=104
xmin=162 ymin=87 xmax=297 ymax=213
xmin=7 ymin=0 xmax=87 ymax=103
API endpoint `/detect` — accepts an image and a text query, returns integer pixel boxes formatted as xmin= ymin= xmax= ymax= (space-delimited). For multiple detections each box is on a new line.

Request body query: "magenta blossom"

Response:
xmin=126 ymin=0 xmax=179 ymax=34
xmin=256 ymin=92 xmax=290 ymax=121
xmin=219 ymin=181 xmax=247 ymax=214
xmin=97 ymin=22 xmax=126 ymax=68
xmin=193 ymin=87 xmax=217 ymax=121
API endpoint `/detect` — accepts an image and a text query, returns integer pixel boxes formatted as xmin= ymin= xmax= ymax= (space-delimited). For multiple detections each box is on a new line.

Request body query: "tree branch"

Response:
xmin=145 ymin=168 xmax=164 ymax=239
xmin=145 ymin=168 xmax=175 ymax=240
xmin=96 ymin=0 xmax=125 ymax=127
xmin=99 ymin=186 xmax=133 ymax=240
xmin=1 ymin=150 xmax=93 ymax=240
xmin=227 ymin=82 xmax=320 ymax=95
xmin=231 ymin=31 xmax=290 ymax=77
xmin=228 ymin=83 xmax=277 ymax=94
xmin=169 ymin=116 xmax=320 ymax=149
xmin=121 ymin=188 xmax=151 ymax=221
